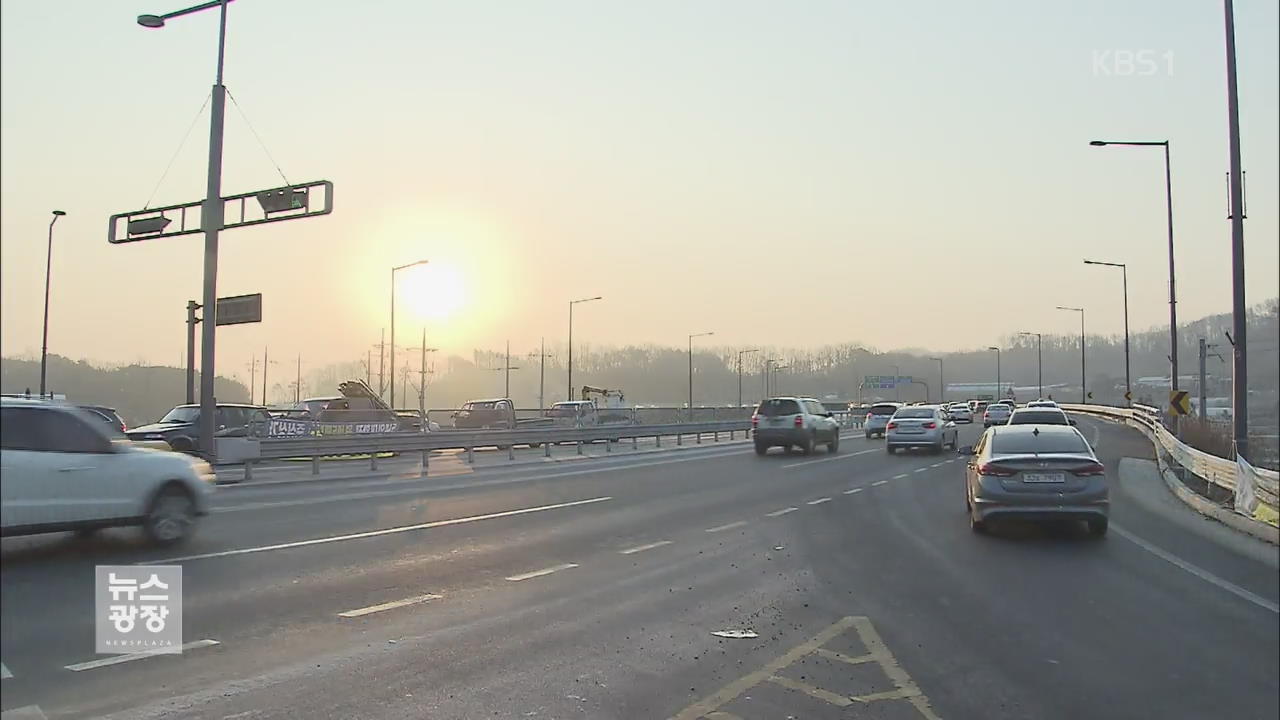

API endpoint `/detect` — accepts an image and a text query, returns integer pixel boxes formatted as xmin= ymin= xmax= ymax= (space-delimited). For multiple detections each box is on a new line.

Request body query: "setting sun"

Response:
xmin=403 ymin=262 xmax=466 ymax=321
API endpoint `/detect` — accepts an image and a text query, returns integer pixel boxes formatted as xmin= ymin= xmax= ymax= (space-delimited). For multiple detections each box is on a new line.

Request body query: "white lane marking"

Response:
xmin=807 ymin=497 xmax=832 ymax=505
xmin=766 ymin=507 xmax=799 ymax=517
xmin=0 ymin=662 xmax=11 ymax=680
xmin=1112 ymin=525 xmax=1279 ymax=615
xmin=338 ymin=593 xmax=443 ymax=618
xmin=913 ymin=467 xmax=929 ymax=473
xmin=843 ymin=488 xmax=864 ymax=495
xmin=619 ymin=540 xmax=673 ymax=555
xmin=0 ymin=706 xmax=48 ymax=720
xmin=154 ymin=496 xmax=612 ymax=563
xmin=930 ymin=462 xmax=944 ymax=468
xmin=892 ymin=473 xmax=909 ymax=480
xmin=65 ymin=639 xmax=220 ymax=672
xmin=505 ymin=563 xmax=579 ymax=582
xmin=781 ymin=448 xmax=877 ymax=469
xmin=871 ymin=480 xmax=889 ymax=487
xmin=706 ymin=520 xmax=748 ymax=533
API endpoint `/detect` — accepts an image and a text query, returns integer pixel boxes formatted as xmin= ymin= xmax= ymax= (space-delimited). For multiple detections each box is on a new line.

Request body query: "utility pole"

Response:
xmin=366 ymin=349 xmax=372 ymax=386
xmin=1199 ymin=338 xmax=1208 ymax=421
xmin=262 ymin=347 xmax=268 ymax=405
xmin=505 ymin=340 xmax=511 ymax=398
xmin=378 ymin=329 xmax=386 ymax=399
xmin=247 ymin=356 xmax=257 ymax=403
xmin=1224 ymin=0 xmax=1249 ymax=459
xmin=930 ymin=357 xmax=944 ymax=404
xmin=528 ymin=338 xmax=552 ymax=410
xmin=186 ymin=300 xmax=201 ymax=404
xmin=295 ymin=354 xmax=301 ymax=404
xmin=737 ymin=348 xmax=760 ymax=408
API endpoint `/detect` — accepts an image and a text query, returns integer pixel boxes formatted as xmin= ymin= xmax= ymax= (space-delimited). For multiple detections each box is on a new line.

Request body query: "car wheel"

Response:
xmin=828 ymin=433 xmax=840 ymax=453
xmin=754 ymin=441 xmax=768 ymax=456
xmin=969 ymin=511 xmax=987 ymax=534
xmin=800 ymin=434 xmax=815 ymax=455
xmin=933 ymin=440 xmax=944 ymax=454
xmin=145 ymin=485 xmax=196 ymax=546
xmin=864 ymin=432 xmax=872 ymax=440
xmin=168 ymin=436 xmax=195 ymax=454
xmin=1087 ymin=518 xmax=1109 ymax=538
xmin=886 ymin=445 xmax=895 ymax=455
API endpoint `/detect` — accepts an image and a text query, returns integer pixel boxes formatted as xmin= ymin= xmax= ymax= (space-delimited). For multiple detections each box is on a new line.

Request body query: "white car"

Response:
xmin=885 ymin=405 xmax=959 ymax=454
xmin=947 ymin=403 xmax=973 ymax=423
xmin=0 ymin=398 xmax=215 ymax=544
xmin=1026 ymin=399 xmax=1059 ymax=409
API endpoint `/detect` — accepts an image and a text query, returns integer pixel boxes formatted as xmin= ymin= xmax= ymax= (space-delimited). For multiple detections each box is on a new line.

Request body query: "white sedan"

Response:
xmin=947 ymin=403 xmax=974 ymax=423
xmin=0 ymin=398 xmax=215 ymax=544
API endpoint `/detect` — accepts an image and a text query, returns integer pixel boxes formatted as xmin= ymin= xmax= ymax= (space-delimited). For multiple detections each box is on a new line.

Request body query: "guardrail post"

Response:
xmin=696 ymin=431 xmax=702 ymax=444
xmin=714 ymin=430 xmax=719 ymax=442
xmin=466 ymin=446 xmax=475 ymax=464
xmin=508 ymin=444 xmax=515 ymax=461
xmin=656 ymin=433 xmax=662 ymax=448
xmin=243 ymin=460 xmax=253 ymax=481
xmin=730 ymin=429 xmax=735 ymax=440
xmin=677 ymin=433 xmax=683 ymax=446
xmin=544 ymin=442 xmax=551 ymax=458
xmin=370 ymin=453 xmax=378 ymax=471
xmin=421 ymin=450 xmax=429 ymax=477
xmin=312 ymin=455 xmax=320 ymax=475
xmin=632 ymin=435 xmax=638 ymax=450
xmin=576 ymin=440 xmax=583 ymax=455
xmin=606 ymin=438 xmax=612 ymax=453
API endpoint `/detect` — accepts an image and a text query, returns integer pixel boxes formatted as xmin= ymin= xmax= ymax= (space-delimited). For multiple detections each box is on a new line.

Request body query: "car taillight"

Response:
xmin=922 ymin=421 xmax=937 ymax=429
xmin=977 ymin=463 xmax=1017 ymax=477
xmin=794 ymin=416 xmax=804 ymax=427
xmin=983 ymin=411 xmax=990 ymax=419
xmin=886 ymin=421 xmax=897 ymax=430
xmin=1070 ymin=462 xmax=1106 ymax=476
xmin=751 ymin=414 xmax=759 ymax=428
xmin=865 ymin=413 xmax=872 ymax=422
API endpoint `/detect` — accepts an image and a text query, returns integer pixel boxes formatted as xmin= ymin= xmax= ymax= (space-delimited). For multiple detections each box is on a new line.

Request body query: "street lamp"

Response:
xmin=1018 ymin=331 xmax=1043 ymax=399
xmin=773 ymin=365 xmax=790 ymax=395
xmin=988 ymin=347 xmax=1001 ymax=400
xmin=929 ymin=357 xmax=943 ymax=404
xmin=688 ymin=331 xmax=714 ymax=420
xmin=763 ymin=358 xmax=779 ymax=398
xmin=138 ymin=0 xmax=232 ymax=459
xmin=1224 ymin=0 xmax=1250 ymax=458
xmin=892 ymin=364 xmax=900 ymax=402
xmin=1057 ymin=306 xmax=1086 ymax=403
xmin=737 ymin=348 xmax=759 ymax=408
xmin=1089 ymin=139 xmax=1178 ymax=395
xmin=567 ymin=296 xmax=602 ymax=400
xmin=390 ymin=259 xmax=429 ymax=409
xmin=1084 ymin=259 xmax=1131 ymax=405
xmin=39 ymin=210 xmax=66 ymax=397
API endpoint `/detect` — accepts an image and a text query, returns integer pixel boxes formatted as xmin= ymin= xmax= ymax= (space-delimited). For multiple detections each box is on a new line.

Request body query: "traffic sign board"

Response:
xmin=1169 ymin=390 xmax=1191 ymax=416
xmin=1124 ymin=391 xmax=1132 ymax=402
xmin=215 ymin=294 xmax=262 ymax=326
xmin=108 ymin=180 xmax=333 ymax=244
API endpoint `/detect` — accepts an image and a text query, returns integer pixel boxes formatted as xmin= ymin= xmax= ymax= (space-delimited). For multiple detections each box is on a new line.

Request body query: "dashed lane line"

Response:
xmin=892 ymin=473 xmax=909 ymax=480
xmin=504 ymin=563 xmax=579 ymax=582
xmin=913 ymin=467 xmax=929 ymax=473
xmin=843 ymin=488 xmax=864 ymax=494
xmin=765 ymin=507 xmax=799 ymax=517
xmin=152 ymin=496 xmax=612 ymax=563
xmin=338 ymin=593 xmax=443 ymax=618
xmin=705 ymin=521 xmax=748 ymax=533
xmin=64 ymin=639 xmax=220 ymax=672
xmin=872 ymin=480 xmax=889 ymax=487
xmin=780 ymin=448 xmax=878 ymax=469
xmin=619 ymin=540 xmax=673 ymax=555
xmin=1112 ymin=524 xmax=1279 ymax=614
xmin=807 ymin=497 xmax=832 ymax=505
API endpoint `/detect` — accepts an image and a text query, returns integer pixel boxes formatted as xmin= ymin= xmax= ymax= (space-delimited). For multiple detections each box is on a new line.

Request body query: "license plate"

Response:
xmin=1023 ymin=472 xmax=1065 ymax=483
xmin=898 ymin=427 xmax=923 ymax=434
xmin=769 ymin=418 xmax=783 ymax=424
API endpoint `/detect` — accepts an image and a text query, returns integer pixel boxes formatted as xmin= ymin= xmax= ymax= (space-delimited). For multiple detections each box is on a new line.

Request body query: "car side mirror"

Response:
xmin=1069 ymin=419 xmax=1078 ymax=426
xmin=957 ymin=445 xmax=974 ymax=456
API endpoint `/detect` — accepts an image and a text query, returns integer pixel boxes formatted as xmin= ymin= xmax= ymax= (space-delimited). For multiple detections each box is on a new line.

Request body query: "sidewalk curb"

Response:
xmin=1157 ymin=456 xmax=1279 ymax=546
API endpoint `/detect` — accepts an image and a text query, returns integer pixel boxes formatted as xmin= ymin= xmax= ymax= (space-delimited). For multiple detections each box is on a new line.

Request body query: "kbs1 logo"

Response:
xmin=1093 ymin=50 xmax=1174 ymax=77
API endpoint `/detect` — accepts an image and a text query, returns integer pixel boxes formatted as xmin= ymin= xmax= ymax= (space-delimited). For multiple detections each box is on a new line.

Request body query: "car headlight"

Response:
xmin=191 ymin=459 xmax=216 ymax=483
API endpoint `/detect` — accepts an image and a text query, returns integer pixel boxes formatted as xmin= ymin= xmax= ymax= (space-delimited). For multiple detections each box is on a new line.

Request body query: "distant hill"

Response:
xmin=0 ymin=355 xmax=250 ymax=427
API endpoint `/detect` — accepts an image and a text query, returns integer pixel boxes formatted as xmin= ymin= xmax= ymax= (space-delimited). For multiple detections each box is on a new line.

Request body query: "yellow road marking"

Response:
xmin=813 ymin=646 xmax=876 ymax=665
xmin=767 ymin=674 xmax=852 ymax=707
xmin=852 ymin=617 xmax=942 ymax=719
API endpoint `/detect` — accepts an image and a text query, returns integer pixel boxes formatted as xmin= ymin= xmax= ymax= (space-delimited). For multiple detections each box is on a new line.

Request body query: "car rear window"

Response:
xmin=1008 ymin=410 xmax=1069 ymax=425
xmin=992 ymin=431 xmax=1089 ymax=454
xmin=868 ymin=404 xmax=898 ymax=416
xmin=894 ymin=408 xmax=935 ymax=419
xmin=758 ymin=399 xmax=801 ymax=417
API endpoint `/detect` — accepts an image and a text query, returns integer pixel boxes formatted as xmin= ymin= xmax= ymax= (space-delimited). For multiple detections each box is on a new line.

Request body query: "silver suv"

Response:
xmin=752 ymin=397 xmax=841 ymax=456
xmin=863 ymin=402 xmax=903 ymax=438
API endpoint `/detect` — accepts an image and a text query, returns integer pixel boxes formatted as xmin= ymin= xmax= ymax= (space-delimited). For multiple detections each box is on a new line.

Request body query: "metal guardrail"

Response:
xmin=1062 ymin=403 xmax=1278 ymax=523
xmin=238 ymin=419 xmax=753 ymax=479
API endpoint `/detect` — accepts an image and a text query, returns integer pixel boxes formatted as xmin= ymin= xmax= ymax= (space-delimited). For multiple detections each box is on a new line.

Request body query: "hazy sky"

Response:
xmin=3 ymin=0 xmax=1277 ymax=385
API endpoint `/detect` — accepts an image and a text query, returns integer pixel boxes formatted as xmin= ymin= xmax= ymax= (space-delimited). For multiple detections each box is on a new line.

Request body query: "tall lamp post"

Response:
xmin=1018 ymin=331 xmax=1043 ymax=399
xmin=688 ymin=331 xmax=714 ymax=420
xmin=1224 ymin=0 xmax=1249 ymax=458
xmin=763 ymin=358 xmax=778 ymax=398
xmin=737 ymin=348 xmax=759 ymax=408
xmin=1057 ymin=306 xmax=1086 ymax=403
xmin=390 ymin=259 xmax=429 ymax=409
xmin=987 ymin=347 xmax=1001 ymax=400
xmin=39 ymin=210 xmax=66 ymax=396
xmin=1084 ymin=259 xmax=1131 ymax=405
xmin=929 ymin=357 xmax=944 ymax=404
xmin=892 ymin=364 xmax=900 ymax=402
xmin=567 ymin=296 xmax=602 ymax=401
xmin=137 ymin=0 xmax=232 ymax=456
xmin=1090 ymin=139 xmax=1178 ymax=395
xmin=773 ymin=365 xmax=790 ymax=395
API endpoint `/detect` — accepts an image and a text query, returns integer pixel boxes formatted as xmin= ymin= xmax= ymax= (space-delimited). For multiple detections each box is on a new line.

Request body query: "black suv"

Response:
xmin=126 ymin=403 xmax=270 ymax=454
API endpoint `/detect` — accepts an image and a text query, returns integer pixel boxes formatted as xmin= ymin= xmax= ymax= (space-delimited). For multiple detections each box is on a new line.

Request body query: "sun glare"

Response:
xmin=403 ymin=262 xmax=466 ymax=321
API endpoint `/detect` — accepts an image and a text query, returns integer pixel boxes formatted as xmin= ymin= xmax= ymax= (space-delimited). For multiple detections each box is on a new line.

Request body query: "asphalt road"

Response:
xmin=1 ymin=416 xmax=1277 ymax=719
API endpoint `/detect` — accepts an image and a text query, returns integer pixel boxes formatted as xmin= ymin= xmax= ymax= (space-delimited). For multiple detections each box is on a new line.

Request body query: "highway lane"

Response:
xmin=2 ymin=420 xmax=1276 ymax=719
